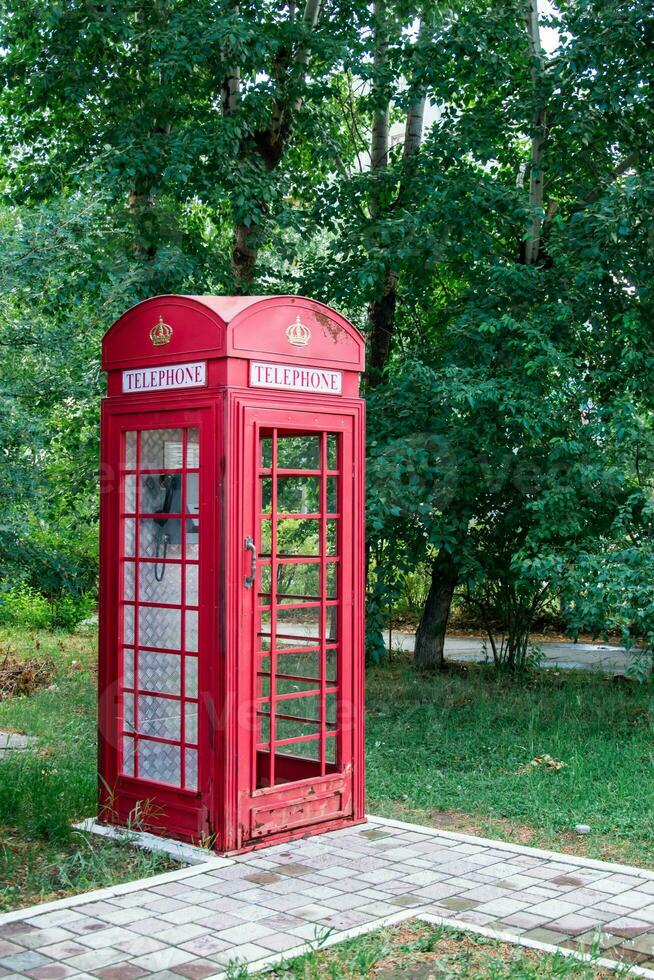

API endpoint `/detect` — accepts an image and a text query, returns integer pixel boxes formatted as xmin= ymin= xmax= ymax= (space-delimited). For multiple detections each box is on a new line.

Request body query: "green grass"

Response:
xmin=0 ymin=629 xmax=174 ymax=911
xmin=251 ymin=920 xmax=614 ymax=978
xmin=3 ymin=628 xmax=654 ymax=912
xmin=367 ymin=656 xmax=654 ymax=867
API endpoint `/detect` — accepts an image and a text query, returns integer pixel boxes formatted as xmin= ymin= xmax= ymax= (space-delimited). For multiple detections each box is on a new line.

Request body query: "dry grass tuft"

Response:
xmin=0 ymin=647 xmax=56 ymax=701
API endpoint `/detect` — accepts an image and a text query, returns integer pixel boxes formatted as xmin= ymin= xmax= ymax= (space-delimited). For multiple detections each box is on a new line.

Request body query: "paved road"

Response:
xmin=383 ymin=631 xmax=637 ymax=674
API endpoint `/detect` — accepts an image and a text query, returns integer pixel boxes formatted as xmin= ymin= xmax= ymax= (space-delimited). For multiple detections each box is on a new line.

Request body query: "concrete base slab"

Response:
xmin=73 ymin=818 xmax=227 ymax=868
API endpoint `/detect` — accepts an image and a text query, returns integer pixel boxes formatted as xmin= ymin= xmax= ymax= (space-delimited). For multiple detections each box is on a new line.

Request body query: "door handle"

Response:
xmin=244 ymin=537 xmax=257 ymax=589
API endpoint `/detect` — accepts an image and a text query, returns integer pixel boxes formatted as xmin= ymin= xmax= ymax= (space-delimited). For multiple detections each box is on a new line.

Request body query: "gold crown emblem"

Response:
xmin=285 ymin=316 xmax=311 ymax=347
xmin=149 ymin=316 xmax=173 ymax=347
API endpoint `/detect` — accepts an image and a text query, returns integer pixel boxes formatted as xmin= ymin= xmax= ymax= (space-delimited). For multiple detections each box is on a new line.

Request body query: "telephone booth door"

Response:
xmin=235 ymin=402 xmax=362 ymax=846
xmin=99 ymin=405 xmax=217 ymax=840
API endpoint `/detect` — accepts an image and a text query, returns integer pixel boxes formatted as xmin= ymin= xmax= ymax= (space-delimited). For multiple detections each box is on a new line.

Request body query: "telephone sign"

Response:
xmin=99 ymin=295 xmax=365 ymax=853
xmin=122 ymin=361 xmax=207 ymax=393
xmin=249 ymin=360 xmax=342 ymax=394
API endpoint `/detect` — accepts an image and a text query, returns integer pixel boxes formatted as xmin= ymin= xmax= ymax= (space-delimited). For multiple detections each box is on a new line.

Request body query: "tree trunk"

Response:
xmin=231 ymin=223 xmax=259 ymax=290
xmin=414 ymin=552 xmax=458 ymax=670
xmin=523 ymin=0 xmax=546 ymax=265
xmin=367 ymin=269 xmax=398 ymax=386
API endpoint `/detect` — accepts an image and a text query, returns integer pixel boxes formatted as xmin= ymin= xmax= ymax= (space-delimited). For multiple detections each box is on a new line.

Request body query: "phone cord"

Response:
xmin=154 ymin=531 xmax=169 ymax=582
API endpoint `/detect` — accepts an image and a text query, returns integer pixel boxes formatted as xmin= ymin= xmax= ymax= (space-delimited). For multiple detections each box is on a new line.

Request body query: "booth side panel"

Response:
xmin=98 ymin=400 xmax=114 ymax=809
xmin=353 ymin=401 xmax=366 ymax=821
xmin=220 ymin=390 xmax=242 ymax=852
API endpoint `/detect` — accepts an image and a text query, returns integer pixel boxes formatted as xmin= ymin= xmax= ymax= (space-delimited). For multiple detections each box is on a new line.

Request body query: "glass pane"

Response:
xmin=277 ymin=435 xmax=320 ymax=470
xmin=276 ymin=717 xmax=320 ymax=742
xmin=185 ymin=703 xmax=198 ymax=744
xmin=326 ymin=692 xmax=337 ymax=726
xmin=277 ymin=519 xmax=320 ymax=557
xmin=125 ymin=431 xmax=137 ymax=470
xmin=186 ymin=473 xmax=200 ymax=520
xmin=185 ymin=657 xmax=198 ymax=698
xmin=275 ymin=563 xmax=322 ymax=602
xmin=260 ymin=520 xmax=272 ymax=556
xmin=327 ymin=477 xmax=338 ymax=513
xmin=139 ymin=518 xmax=182 ymax=559
xmin=138 ymin=606 xmax=181 ymax=650
xmin=327 ymin=648 xmax=337 ymax=683
xmin=258 ymin=673 xmax=271 ymax=698
xmin=123 ymin=605 xmax=134 ymax=643
xmin=275 ymin=738 xmax=320 ymax=761
xmin=326 ymin=562 xmax=338 ymax=598
xmin=140 ymin=473 xmax=182 ymax=515
xmin=261 ymin=632 xmax=319 ymax=652
xmin=277 ymin=694 xmax=321 ymax=722
xmin=327 ymin=520 xmax=337 ymax=556
xmin=124 ymin=519 xmax=135 ymax=557
xmin=326 ymin=607 xmax=338 ymax=642
xmin=327 ymin=434 xmax=338 ymax=470
xmin=185 ymin=610 xmax=198 ymax=652
xmin=259 ymin=713 xmax=271 ymax=744
xmin=186 ymin=523 xmax=199 ymax=559
xmin=139 ymin=561 xmax=181 ymax=605
xmin=261 ymin=436 xmax=273 ymax=469
xmin=137 ymin=651 xmax=181 ymax=695
xmin=123 ymin=562 xmax=135 ymax=601
xmin=186 ymin=429 xmax=200 ymax=468
xmin=185 ymin=748 xmax=198 ymax=790
xmin=138 ymin=695 xmax=181 ymax=740
xmin=326 ymin=735 xmax=337 ymax=765
xmin=186 ymin=564 xmax=198 ymax=604
xmin=261 ymin=477 xmax=272 ymax=514
xmin=277 ymin=650 xmax=320 ymax=680
xmin=139 ymin=740 xmax=181 ymax=787
xmin=122 ymin=648 xmax=134 ymax=689
xmin=276 ymin=606 xmax=321 ymax=641
xmin=124 ymin=474 xmax=137 ymax=513
xmin=122 ymin=736 xmax=135 ymax=776
xmin=276 ymin=477 xmax=320 ymax=514
xmin=123 ymin=693 xmax=134 ymax=732
xmin=140 ymin=428 xmax=184 ymax=470
xmin=277 ymin=676 xmax=319 ymax=695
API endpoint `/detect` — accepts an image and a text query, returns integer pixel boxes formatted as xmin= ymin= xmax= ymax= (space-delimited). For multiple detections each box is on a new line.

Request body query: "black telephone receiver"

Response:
xmin=146 ymin=475 xmax=181 ymax=581
xmin=153 ymin=474 xmax=179 ymax=527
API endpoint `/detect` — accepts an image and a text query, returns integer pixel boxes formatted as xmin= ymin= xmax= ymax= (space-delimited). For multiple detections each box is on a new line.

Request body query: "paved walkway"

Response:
xmin=3 ymin=816 xmax=654 ymax=978
xmin=385 ymin=632 xmax=635 ymax=674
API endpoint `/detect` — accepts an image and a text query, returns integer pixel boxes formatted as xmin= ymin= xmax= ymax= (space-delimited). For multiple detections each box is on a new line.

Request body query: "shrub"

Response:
xmin=0 ymin=584 xmax=95 ymax=632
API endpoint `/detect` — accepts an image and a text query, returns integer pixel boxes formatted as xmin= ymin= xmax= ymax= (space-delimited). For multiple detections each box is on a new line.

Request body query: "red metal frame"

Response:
xmin=99 ymin=295 xmax=365 ymax=852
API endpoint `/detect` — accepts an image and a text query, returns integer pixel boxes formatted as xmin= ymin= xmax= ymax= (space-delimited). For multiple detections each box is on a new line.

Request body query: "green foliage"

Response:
xmin=0 ymin=0 xmax=653 ymax=652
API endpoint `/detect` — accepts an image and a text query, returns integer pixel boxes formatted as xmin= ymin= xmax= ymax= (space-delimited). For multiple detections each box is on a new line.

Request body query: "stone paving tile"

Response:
xmin=7 ymin=819 xmax=654 ymax=978
xmin=605 ymin=917 xmax=653 ymax=938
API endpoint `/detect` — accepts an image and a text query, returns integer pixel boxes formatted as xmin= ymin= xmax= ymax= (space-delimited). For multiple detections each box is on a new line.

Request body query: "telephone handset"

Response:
xmin=145 ymin=474 xmax=181 ymax=582
xmin=143 ymin=456 xmax=199 ymax=583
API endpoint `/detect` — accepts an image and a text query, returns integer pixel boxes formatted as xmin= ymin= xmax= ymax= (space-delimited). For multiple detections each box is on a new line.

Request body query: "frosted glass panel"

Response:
xmin=185 ymin=703 xmax=198 ymax=744
xmin=123 ymin=737 xmax=135 ymax=776
xmin=185 ymin=611 xmax=198 ymax=652
xmin=125 ymin=431 xmax=136 ymax=469
xmin=138 ymin=651 xmax=181 ymax=695
xmin=119 ymin=424 xmax=201 ymax=789
xmin=185 ymin=749 xmax=198 ymax=791
xmin=185 ymin=657 xmax=198 ymax=698
xmin=139 ymin=561 xmax=182 ymax=604
xmin=138 ymin=606 xmax=181 ymax=650
xmin=139 ymin=740 xmax=181 ymax=786
xmin=138 ymin=695 xmax=181 ymax=740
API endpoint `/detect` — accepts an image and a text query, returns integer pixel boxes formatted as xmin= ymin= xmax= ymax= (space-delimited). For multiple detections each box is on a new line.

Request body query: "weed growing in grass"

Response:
xmin=261 ymin=921 xmax=611 ymax=978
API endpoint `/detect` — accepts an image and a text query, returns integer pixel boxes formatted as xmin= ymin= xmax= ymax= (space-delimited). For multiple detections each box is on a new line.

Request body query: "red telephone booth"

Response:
xmin=98 ymin=295 xmax=365 ymax=853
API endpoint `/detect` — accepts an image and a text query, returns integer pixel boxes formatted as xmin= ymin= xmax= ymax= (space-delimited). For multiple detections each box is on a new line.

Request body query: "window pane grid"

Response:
xmin=256 ymin=428 xmax=341 ymax=787
xmin=119 ymin=426 xmax=200 ymax=792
